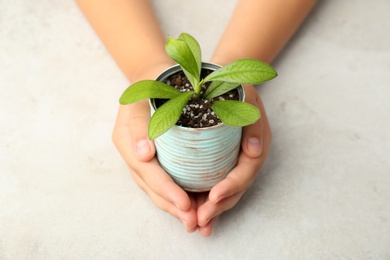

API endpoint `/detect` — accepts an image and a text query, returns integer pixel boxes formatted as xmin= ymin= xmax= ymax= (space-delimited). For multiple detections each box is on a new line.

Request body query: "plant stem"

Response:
xmin=195 ymin=79 xmax=204 ymax=96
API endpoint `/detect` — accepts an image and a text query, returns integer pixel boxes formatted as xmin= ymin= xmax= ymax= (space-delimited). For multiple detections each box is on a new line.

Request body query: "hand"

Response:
xmin=113 ymin=81 xmax=271 ymax=237
xmin=195 ymin=85 xmax=272 ymax=237
xmin=112 ymin=64 xmax=198 ymax=233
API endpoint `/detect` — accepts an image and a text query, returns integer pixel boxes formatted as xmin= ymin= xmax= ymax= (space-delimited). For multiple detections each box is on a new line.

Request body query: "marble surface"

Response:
xmin=1 ymin=0 xmax=390 ymax=259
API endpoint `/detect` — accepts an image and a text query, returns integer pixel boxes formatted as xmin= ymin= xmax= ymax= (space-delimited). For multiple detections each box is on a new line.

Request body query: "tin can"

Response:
xmin=150 ymin=63 xmax=244 ymax=192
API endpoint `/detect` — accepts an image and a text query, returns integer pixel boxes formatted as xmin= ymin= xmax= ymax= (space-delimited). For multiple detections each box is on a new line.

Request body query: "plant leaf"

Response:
xmin=204 ymin=81 xmax=240 ymax=100
xmin=204 ymin=58 xmax=277 ymax=84
xmin=148 ymin=91 xmax=194 ymax=140
xmin=178 ymin=33 xmax=202 ymax=75
xmin=165 ymin=36 xmax=200 ymax=87
xmin=211 ymin=100 xmax=260 ymax=127
xmin=119 ymin=80 xmax=181 ymax=104
xmin=181 ymin=67 xmax=198 ymax=93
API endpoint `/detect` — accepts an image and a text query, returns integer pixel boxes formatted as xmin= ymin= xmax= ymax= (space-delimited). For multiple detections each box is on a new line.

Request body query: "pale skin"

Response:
xmin=77 ymin=0 xmax=317 ymax=237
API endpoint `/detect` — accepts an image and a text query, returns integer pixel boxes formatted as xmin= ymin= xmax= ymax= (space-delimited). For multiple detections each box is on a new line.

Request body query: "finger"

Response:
xmin=114 ymin=130 xmax=192 ymax=211
xmin=241 ymin=86 xmax=270 ymax=158
xmin=198 ymin=216 xmax=219 ymax=237
xmin=209 ymin=152 xmax=264 ymax=203
xmin=189 ymin=192 xmax=200 ymax=215
xmin=208 ymin=88 xmax=272 ymax=204
xmin=130 ymin=168 xmax=198 ymax=231
xmin=198 ymin=146 xmax=271 ymax=224
xmin=196 ymin=86 xmax=272 ymax=231
xmin=197 ymin=189 xmax=245 ymax=227
xmin=113 ymin=104 xmax=192 ymax=211
xmin=186 ymin=194 xmax=199 ymax=233
xmin=242 ymin=118 xmax=263 ymax=158
xmin=113 ymin=102 xmax=155 ymax=162
xmin=133 ymin=158 xmax=193 ymax=211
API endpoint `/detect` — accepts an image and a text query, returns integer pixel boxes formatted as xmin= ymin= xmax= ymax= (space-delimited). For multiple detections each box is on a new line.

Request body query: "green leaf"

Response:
xmin=204 ymin=58 xmax=277 ymax=84
xmin=119 ymin=80 xmax=181 ymax=104
xmin=148 ymin=91 xmax=194 ymax=140
xmin=178 ymin=33 xmax=201 ymax=75
xmin=211 ymin=100 xmax=260 ymax=127
xmin=165 ymin=36 xmax=200 ymax=87
xmin=203 ymin=81 xmax=240 ymax=100
xmin=181 ymin=67 xmax=198 ymax=94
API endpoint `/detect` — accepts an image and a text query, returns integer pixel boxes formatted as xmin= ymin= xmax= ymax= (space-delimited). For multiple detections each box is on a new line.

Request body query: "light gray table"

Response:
xmin=1 ymin=0 xmax=389 ymax=259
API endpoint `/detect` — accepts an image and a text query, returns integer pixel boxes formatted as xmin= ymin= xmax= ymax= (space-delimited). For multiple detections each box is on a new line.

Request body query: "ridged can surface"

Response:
xmin=151 ymin=63 xmax=244 ymax=192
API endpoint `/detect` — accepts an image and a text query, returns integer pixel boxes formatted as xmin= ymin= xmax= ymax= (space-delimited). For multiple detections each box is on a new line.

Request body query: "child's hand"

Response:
xmin=112 ymin=99 xmax=198 ymax=233
xmin=195 ymin=85 xmax=272 ymax=237
xmin=112 ymin=83 xmax=271 ymax=237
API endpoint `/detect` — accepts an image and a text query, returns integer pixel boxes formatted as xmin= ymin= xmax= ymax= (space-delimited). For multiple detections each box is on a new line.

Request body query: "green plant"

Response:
xmin=119 ymin=33 xmax=277 ymax=140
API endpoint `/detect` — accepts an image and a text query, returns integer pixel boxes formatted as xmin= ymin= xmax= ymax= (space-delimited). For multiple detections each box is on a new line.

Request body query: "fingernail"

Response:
xmin=215 ymin=195 xmax=225 ymax=204
xmin=204 ymin=218 xmax=211 ymax=227
xmin=136 ymin=139 xmax=150 ymax=158
xmin=202 ymin=217 xmax=217 ymax=228
xmin=248 ymin=137 xmax=262 ymax=155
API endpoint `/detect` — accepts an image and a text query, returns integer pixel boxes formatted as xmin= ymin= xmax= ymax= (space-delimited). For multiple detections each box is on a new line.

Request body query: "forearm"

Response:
xmin=76 ymin=0 xmax=174 ymax=82
xmin=211 ymin=0 xmax=317 ymax=65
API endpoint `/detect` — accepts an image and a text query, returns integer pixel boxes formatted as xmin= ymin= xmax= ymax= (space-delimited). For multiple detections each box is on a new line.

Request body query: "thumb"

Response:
xmin=114 ymin=100 xmax=156 ymax=162
xmin=241 ymin=86 xmax=264 ymax=158
xmin=242 ymin=123 xmax=263 ymax=158
xmin=131 ymin=101 xmax=156 ymax=162
xmin=135 ymin=138 xmax=155 ymax=162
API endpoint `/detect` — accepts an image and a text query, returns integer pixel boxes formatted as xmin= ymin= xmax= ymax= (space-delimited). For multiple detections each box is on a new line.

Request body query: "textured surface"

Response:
xmin=1 ymin=0 xmax=390 ymax=259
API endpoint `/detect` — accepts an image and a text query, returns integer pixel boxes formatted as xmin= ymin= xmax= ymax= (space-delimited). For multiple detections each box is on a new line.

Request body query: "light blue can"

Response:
xmin=151 ymin=63 xmax=244 ymax=192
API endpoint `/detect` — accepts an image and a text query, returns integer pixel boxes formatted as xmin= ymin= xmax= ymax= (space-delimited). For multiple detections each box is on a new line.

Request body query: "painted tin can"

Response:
xmin=151 ymin=63 xmax=244 ymax=192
